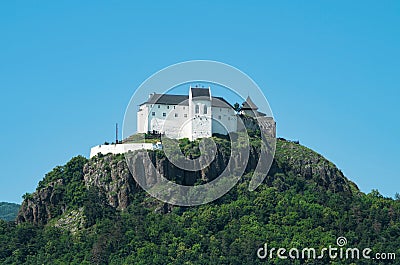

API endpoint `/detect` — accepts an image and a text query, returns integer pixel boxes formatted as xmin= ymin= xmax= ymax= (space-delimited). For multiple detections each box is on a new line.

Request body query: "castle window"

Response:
xmin=218 ymin=115 xmax=221 ymax=120
xmin=173 ymin=106 xmax=176 ymax=109
xmin=163 ymin=113 xmax=166 ymax=117
xmin=174 ymin=113 xmax=178 ymax=117
xmin=152 ymin=112 xmax=155 ymax=116
xmin=204 ymin=105 xmax=207 ymax=114
xmin=184 ymin=114 xmax=188 ymax=118
xmin=167 ymin=106 xmax=170 ymax=109
xmin=158 ymin=105 xmax=160 ymax=108
xmin=195 ymin=104 xmax=199 ymax=114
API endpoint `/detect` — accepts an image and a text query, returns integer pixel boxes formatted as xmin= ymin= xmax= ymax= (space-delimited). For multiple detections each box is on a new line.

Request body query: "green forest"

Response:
xmin=0 ymin=138 xmax=399 ymax=264
xmin=0 ymin=203 xmax=20 ymax=222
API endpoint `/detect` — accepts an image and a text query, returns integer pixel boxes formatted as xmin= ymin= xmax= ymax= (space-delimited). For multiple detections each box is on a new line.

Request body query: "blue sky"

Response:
xmin=0 ymin=1 xmax=399 ymax=203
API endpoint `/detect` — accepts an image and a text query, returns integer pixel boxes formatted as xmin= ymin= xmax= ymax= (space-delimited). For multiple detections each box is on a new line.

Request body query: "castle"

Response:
xmin=137 ymin=86 xmax=239 ymax=140
xmin=90 ymin=86 xmax=275 ymax=157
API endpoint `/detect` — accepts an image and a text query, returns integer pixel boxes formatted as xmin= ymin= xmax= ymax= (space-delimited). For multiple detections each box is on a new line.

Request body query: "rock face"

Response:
xmin=83 ymin=146 xmax=241 ymax=209
xmin=83 ymin=155 xmax=138 ymax=210
xmin=16 ymin=138 xmax=355 ymax=225
xmin=79 ymin=141 xmax=351 ymax=209
xmin=54 ymin=208 xmax=85 ymax=234
xmin=17 ymin=179 xmax=66 ymax=225
xmin=240 ymin=114 xmax=276 ymax=138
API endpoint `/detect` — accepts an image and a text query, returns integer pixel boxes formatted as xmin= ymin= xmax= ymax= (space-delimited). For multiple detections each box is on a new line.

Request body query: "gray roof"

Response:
xmin=212 ymin=97 xmax=234 ymax=108
xmin=141 ymin=93 xmax=233 ymax=109
xmin=191 ymin=87 xmax=210 ymax=97
xmin=142 ymin=94 xmax=189 ymax=105
xmin=241 ymin=96 xmax=258 ymax=110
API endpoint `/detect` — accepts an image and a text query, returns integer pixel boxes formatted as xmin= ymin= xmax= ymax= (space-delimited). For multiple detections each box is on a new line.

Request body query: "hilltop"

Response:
xmin=0 ymin=137 xmax=399 ymax=264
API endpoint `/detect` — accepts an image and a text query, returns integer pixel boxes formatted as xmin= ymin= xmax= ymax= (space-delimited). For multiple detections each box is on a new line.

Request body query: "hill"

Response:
xmin=0 ymin=203 xmax=20 ymax=222
xmin=0 ymin=137 xmax=399 ymax=264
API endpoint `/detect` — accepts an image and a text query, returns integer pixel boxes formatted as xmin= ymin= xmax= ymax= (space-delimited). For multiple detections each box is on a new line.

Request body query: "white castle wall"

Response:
xmin=90 ymin=143 xmax=154 ymax=158
xmin=136 ymin=87 xmax=239 ymax=139
xmin=190 ymin=98 xmax=212 ymax=140
xmin=138 ymin=103 xmax=238 ymax=139
xmin=211 ymin=107 xmax=237 ymax=135
xmin=137 ymin=105 xmax=149 ymax=133
xmin=162 ymin=105 xmax=191 ymax=139
xmin=138 ymin=103 xmax=190 ymax=136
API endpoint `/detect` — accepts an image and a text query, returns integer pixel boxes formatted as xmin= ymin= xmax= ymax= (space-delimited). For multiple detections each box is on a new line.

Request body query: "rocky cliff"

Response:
xmin=17 ymin=179 xmax=66 ymax=225
xmin=16 ymin=138 xmax=355 ymax=226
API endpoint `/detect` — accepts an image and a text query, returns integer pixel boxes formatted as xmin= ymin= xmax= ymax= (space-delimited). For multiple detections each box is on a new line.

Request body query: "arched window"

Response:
xmin=203 ymin=105 xmax=207 ymax=114
xmin=195 ymin=104 xmax=199 ymax=114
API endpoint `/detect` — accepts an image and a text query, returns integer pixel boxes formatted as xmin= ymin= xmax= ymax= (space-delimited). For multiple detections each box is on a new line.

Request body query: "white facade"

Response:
xmin=211 ymin=106 xmax=238 ymax=135
xmin=137 ymin=87 xmax=237 ymax=140
xmin=89 ymin=143 xmax=154 ymax=158
xmin=189 ymin=88 xmax=212 ymax=139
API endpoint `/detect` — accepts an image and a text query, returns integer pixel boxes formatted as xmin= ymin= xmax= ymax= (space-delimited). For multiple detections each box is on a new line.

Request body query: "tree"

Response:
xmin=233 ymin=102 xmax=241 ymax=112
xmin=369 ymin=189 xmax=383 ymax=198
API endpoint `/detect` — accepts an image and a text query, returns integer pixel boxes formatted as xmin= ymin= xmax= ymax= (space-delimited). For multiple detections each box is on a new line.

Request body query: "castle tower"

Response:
xmin=189 ymin=86 xmax=212 ymax=140
xmin=240 ymin=96 xmax=259 ymax=117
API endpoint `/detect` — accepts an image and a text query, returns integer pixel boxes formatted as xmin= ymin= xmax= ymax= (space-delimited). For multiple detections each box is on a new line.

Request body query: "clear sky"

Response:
xmin=0 ymin=1 xmax=399 ymax=203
